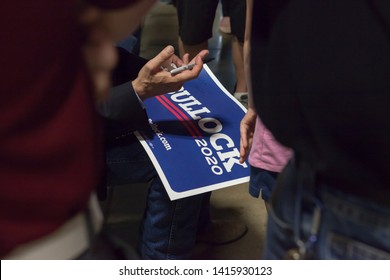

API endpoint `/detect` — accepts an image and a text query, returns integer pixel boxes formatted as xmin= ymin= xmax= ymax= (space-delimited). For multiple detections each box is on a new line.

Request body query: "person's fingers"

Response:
xmin=239 ymin=123 xmax=249 ymax=163
xmin=240 ymin=131 xmax=248 ymax=151
xmin=146 ymin=45 xmax=175 ymax=71
xmin=166 ymin=54 xmax=184 ymax=70
xmin=239 ymin=137 xmax=249 ymax=164
xmin=192 ymin=50 xmax=209 ymax=63
xmin=172 ymin=50 xmax=209 ymax=80
xmin=171 ymin=53 xmax=190 ymax=67
xmin=188 ymin=49 xmax=209 ymax=73
xmin=182 ymin=53 xmax=190 ymax=65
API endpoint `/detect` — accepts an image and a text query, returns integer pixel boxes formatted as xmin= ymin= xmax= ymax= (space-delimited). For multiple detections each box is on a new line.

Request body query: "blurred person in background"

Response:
xmin=249 ymin=0 xmax=390 ymax=259
xmin=0 ymin=0 xmax=158 ymax=259
xmin=239 ymin=0 xmax=292 ymax=213
xmin=173 ymin=0 xmax=248 ymax=106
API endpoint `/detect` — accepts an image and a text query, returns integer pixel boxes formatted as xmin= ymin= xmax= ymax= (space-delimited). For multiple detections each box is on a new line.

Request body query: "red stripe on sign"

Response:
xmin=160 ymin=95 xmax=203 ymax=137
xmin=155 ymin=96 xmax=202 ymax=138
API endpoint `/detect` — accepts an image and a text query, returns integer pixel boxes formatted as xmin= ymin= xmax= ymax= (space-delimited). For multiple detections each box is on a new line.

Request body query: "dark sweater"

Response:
xmin=251 ymin=0 xmax=390 ymax=204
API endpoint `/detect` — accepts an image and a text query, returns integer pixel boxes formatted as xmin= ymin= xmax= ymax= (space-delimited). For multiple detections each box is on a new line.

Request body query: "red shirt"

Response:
xmin=0 ymin=1 xmax=144 ymax=256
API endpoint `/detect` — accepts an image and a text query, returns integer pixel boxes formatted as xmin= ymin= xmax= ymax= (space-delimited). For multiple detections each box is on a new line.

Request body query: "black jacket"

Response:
xmin=98 ymin=47 xmax=150 ymax=141
xmin=251 ymin=0 xmax=390 ymax=204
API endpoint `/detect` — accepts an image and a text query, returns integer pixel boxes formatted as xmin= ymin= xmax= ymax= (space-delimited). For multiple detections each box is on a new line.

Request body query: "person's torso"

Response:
xmin=0 ymin=1 xmax=102 ymax=256
xmin=251 ymin=0 xmax=390 ymax=203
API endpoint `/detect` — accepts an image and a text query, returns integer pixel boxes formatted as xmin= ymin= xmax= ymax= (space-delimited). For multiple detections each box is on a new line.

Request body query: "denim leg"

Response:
xmin=197 ymin=192 xmax=212 ymax=230
xmin=263 ymin=162 xmax=390 ymax=259
xmin=138 ymin=179 xmax=205 ymax=259
xmin=105 ymin=138 xmax=156 ymax=186
xmin=106 ymin=137 xmax=205 ymax=259
xmin=262 ymin=161 xmax=297 ymax=259
xmin=316 ymin=187 xmax=390 ymax=259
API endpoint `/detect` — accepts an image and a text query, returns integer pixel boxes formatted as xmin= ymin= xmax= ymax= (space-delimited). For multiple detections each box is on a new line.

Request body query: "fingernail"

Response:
xmin=165 ymin=45 xmax=174 ymax=54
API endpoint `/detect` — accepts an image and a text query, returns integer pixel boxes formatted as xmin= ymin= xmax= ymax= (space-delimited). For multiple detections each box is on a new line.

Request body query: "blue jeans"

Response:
xmin=249 ymin=166 xmax=278 ymax=203
xmin=263 ymin=161 xmax=390 ymax=259
xmin=105 ymin=136 xmax=207 ymax=259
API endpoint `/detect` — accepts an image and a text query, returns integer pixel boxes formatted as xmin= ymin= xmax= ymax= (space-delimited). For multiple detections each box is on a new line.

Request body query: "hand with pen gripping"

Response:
xmin=132 ymin=45 xmax=209 ymax=101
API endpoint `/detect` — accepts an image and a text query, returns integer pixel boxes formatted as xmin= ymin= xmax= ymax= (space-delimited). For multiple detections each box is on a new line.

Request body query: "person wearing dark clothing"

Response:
xmin=250 ymin=0 xmax=390 ymax=259
xmin=173 ymin=0 xmax=248 ymax=102
xmin=101 ymin=46 xmax=212 ymax=259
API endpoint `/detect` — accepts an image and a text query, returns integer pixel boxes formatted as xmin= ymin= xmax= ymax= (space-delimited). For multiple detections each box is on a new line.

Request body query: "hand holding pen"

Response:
xmin=132 ymin=45 xmax=209 ymax=101
xmin=169 ymin=57 xmax=214 ymax=75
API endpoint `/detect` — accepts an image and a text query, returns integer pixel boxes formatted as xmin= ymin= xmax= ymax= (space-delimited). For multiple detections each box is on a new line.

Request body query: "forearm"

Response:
xmin=98 ymin=82 xmax=145 ymax=120
xmin=99 ymin=81 xmax=150 ymax=141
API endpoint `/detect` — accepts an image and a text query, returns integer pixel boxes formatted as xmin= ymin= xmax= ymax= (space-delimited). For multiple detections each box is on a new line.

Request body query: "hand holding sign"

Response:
xmin=135 ymin=65 xmax=249 ymax=200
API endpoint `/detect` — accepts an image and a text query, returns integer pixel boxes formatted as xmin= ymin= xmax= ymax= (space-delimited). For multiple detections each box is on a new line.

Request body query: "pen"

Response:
xmin=170 ymin=58 xmax=214 ymax=75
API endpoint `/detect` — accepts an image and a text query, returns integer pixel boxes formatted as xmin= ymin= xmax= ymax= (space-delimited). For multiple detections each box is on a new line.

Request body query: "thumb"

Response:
xmin=147 ymin=45 xmax=175 ymax=70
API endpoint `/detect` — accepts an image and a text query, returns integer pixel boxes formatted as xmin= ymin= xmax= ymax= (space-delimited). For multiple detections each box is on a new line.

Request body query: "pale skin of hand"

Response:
xmin=239 ymin=106 xmax=257 ymax=164
xmin=132 ymin=46 xmax=209 ymax=101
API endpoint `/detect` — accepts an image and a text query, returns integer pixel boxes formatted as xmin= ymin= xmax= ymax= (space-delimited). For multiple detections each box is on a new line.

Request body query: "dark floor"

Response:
xmin=104 ymin=1 xmax=267 ymax=260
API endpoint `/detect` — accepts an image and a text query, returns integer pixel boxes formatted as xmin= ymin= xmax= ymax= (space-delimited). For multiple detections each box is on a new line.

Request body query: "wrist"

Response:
xmin=132 ymin=79 xmax=147 ymax=101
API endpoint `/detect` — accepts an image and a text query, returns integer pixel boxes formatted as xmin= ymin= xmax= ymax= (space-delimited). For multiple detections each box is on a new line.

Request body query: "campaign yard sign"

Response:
xmin=134 ymin=65 xmax=249 ymax=200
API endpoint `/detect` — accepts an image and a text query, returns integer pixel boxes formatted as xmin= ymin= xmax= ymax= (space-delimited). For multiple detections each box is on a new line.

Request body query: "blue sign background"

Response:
xmin=136 ymin=66 xmax=249 ymax=200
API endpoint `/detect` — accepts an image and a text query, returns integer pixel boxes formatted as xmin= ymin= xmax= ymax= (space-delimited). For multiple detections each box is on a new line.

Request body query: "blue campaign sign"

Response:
xmin=134 ymin=65 xmax=249 ymax=200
